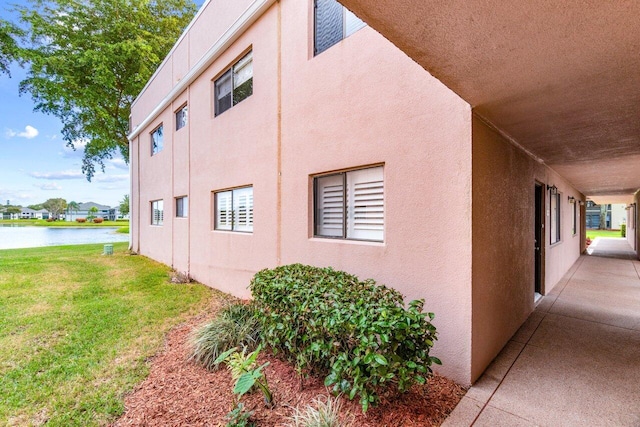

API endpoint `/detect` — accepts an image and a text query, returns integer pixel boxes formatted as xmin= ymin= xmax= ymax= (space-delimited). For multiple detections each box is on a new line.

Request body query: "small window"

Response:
xmin=176 ymin=196 xmax=188 ymax=218
xmin=214 ymin=51 xmax=253 ymax=116
xmin=176 ymin=105 xmax=188 ymax=130
xmin=572 ymin=200 xmax=577 ymax=235
xmin=314 ymin=0 xmax=366 ymax=55
xmin=214 ymin=186 xmax=253 ymax=232
xmin=314 ymin=166 xmax=384 ymax=242
xmin=151 ymin=125 xmax=163 ymax=155
xmin=151 ymin=200 xmax=164 ymax=225
xmin=550 ymin=191 xmax=560 ymax=244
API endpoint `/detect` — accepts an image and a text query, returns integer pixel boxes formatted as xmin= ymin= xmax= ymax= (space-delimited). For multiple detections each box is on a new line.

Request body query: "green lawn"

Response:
xmin=586 ymin=229 xmax=624 ymax=239
xmin=0 ymin=243 xmax=214 ymax=426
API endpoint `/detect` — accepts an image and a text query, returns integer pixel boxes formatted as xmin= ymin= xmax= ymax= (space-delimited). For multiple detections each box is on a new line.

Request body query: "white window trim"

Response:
xmin=314 ymin=165 xmax=384 ymax=242
xmin=213 ymin=186 xmax=254 ymax=233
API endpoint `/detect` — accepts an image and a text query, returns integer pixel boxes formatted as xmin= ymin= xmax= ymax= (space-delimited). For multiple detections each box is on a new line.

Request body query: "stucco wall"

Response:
xmin=471 ymin=116 xmax=583 ymax=381
xmin=279 ymin=0 xmax=473 ymax=385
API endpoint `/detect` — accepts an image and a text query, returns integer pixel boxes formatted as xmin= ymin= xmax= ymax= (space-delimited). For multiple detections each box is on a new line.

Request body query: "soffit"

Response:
xmin=338 ymin=0 xmax=640 ymax=198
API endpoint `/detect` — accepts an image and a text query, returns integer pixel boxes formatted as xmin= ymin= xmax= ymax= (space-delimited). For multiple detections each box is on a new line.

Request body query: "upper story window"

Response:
xmin=314 ymin=0 xmax=366 ymax=55
xmin=151 ymin=125 xmax=163 ymax=155
xmin=214 ymin=186 xmax=253 ymax=232
xmin=176 ymin=196 xmax=188 ymax=218
xmin=314 ymin=165 xmax=384 ymax=242
xmin=214 ymin=51 xmax=253 ymax=116
xmin=151 ymin=200 xmax=164 ymax=226
xmin=176 ymin=105 xmax=188 ymax=130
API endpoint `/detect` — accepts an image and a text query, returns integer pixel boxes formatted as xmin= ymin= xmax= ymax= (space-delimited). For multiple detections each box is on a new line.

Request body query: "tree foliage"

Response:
xmin=15 ymin=0 xmax=198 ymax=180
xmin=119 ymin=194 xmax=130 ymax=216
xmin=42 ymin=198 xmax=67 ymax=219
xmin=0 ymin=19 xmax=20 ymax=76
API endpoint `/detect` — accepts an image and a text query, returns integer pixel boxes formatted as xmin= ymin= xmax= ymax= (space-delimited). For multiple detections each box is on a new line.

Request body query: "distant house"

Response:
xmin=19 ymin=208 xmax=49 ymax=220
xmin=0 ymin=208 xmax=19 ymax=220
xmin=586 ymin=202 xmax=627 ymax=230
xmin=65 ymin=202 xmax=111 ymax=221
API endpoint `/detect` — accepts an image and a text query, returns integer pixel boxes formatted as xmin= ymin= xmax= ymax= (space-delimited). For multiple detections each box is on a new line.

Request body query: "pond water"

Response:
xmin=0 ymin=225 xmax=130 ymax=250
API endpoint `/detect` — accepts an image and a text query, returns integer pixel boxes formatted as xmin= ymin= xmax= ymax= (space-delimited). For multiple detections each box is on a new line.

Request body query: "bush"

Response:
xmin=621 ymin=223 xmax=626 ymax=237
xmin=76 ymin=218 xmax=86 ymax=223
xmin=190 ymin=303 xmax=261 ymax=371
xmin=46 ymin=218 xmax=55 ymax=222
xmin=93 ymin=217 xmax=104 ymax=223
xmin=250 ymin=264 xmax=440 ymax=412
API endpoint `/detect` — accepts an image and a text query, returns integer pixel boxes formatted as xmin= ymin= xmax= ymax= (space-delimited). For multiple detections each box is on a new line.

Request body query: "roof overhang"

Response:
xmin=338 ymin=0 xmax=640 ymax=199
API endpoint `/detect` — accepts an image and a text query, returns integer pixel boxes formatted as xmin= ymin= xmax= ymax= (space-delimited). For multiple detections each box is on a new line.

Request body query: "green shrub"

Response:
xmin=225 ymin=402 xmax=255 ymax=427
xmin=621 ymin=223 xmax=626 ymax=237
xmin=286 ymin=395 xmax=346 ymax=427
xmin=190 ymin=302 xmax=261 ymax=371
xmin=250 ymin=264 xmax=440 ymax=412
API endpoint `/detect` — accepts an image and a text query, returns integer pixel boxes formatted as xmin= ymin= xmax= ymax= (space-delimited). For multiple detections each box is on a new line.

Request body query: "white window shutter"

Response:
xmin=347 ymin=167 xmax=384 ymax=241
xmin=216 ymin=191 xmax=232 ymax=230
xmin=233 ymin=187 xmax=253 ymax=232
xmin=316 ymin=174 xmax=345 ymax=237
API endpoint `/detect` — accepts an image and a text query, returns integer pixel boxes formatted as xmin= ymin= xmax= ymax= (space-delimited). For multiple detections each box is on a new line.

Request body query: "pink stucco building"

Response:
xmin=128 ymin=0 xmax=639 ymax=385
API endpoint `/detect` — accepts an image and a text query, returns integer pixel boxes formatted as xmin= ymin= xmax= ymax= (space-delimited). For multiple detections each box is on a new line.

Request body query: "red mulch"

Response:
xmin=112 ymin=303 xmax=466 ymax=427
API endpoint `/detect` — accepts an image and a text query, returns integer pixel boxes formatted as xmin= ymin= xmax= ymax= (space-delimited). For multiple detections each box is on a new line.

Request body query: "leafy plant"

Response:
xmin=225 ymin=402 xmax=255 ymax=427
xmin=250 ymin=264 xmax=440 ymax=412
xmin=214 ymin=346 xmax=273 ymax=407
xmin=190 ymin=303 xmax=261 ymax=371
xmin=621 ymin=223 xmax=626 ymax=237
xmin=286 ymin=395 xmax=347 ymax=427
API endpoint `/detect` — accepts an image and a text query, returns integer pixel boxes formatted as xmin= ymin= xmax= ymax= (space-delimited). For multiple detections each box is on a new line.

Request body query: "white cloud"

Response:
xmin=29 ymin=170 xmax=85 ymax=180
xmin=61 ymin=139 xmax=88 ymax=158
xmin=5 ymin=125 xmax=40 ymax=139
xmin=107 ymin=157 xmax=129 ymax=170
xmin=94 ymin=174 xmax=129 ymax=183
xmin=35 ymin=182 xmax=62 ymax=191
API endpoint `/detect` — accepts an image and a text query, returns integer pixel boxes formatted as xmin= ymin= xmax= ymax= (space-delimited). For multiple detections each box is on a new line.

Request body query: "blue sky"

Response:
xmin=0 ymin=0 xmax=204 ymax=208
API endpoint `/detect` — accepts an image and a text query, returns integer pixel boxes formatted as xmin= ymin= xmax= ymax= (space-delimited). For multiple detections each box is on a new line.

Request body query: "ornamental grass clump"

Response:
xmin=249 ymin=264 xmax=441 ymax=412
xmin=190 ymin=302 xmax=261 ymax=371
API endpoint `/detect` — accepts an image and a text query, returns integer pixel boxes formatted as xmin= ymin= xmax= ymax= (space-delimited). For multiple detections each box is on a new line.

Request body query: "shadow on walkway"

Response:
xmin=444 ymin=238 xmax=640 ymax=426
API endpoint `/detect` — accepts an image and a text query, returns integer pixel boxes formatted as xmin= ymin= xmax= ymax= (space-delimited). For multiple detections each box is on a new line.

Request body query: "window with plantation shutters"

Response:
xmin=314 ymin=166 xmax=384 ymax=242
xmin=214 ymin=186 xmax=253 ymax=232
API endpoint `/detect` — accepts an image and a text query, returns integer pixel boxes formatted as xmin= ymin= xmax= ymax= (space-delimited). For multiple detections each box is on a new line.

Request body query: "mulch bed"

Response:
xmin=112 ymin=301 xmax=466 ymax=427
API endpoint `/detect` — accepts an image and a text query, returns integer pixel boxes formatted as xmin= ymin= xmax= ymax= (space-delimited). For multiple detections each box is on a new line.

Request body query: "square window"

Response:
xmin=151 ymin=200 xmax=164 ymax=225
xmin=214 ymin=186 xmax=253 ymax=232
xmin=314 ymin=0 xmax=365 ymax=55
xmin=176 ymin=105 xmax=188 ymax=130
xmin=151 ymin=125 xmax=163 ymax=155
xmin=314 ymin=166 xmax=384 ymax=241
xmin=176 ymin=196 xmax=188 ymax=218
xmin=214 ymin=51 xmax=253 ymax=116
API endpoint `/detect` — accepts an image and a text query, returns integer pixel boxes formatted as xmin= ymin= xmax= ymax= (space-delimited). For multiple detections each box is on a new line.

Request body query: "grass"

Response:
xmin=586 ymin=229 xmax=624 ymax=239
xmin=0 ymin=242 xmax=213 ymax=426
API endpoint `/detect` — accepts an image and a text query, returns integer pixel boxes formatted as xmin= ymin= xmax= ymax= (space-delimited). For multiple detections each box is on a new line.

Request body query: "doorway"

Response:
xmin=534 ymin=183 xmax=544 ymax=297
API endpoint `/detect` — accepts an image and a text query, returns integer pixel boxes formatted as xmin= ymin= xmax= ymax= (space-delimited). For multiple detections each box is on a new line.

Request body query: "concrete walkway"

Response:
xmin=444 ymin=237 xmax=640 ymax=426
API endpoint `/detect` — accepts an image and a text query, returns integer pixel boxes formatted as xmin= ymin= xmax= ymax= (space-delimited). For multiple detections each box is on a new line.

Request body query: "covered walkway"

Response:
xmin=444 ymin=238 xmax=640 ymax=426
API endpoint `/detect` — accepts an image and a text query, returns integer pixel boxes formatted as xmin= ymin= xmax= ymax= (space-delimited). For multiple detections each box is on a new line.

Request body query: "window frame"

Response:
xmin=175 ymin=104 xmax=188 ymax=131
xmin=313 ymin=165 xmax=384 ymax=242
xmin=550 ymin=191 xmax=561 ymax=244
xmin=314 ymin=0 xmax=366 ymax=56
xmin=151 ymin=200 xmax=164 ymax=226
xmin=150 ymin=124 xmax=163 ymax=156
xmin=175 ymin=196 xmax=188 ymax=218
xmin=213 ymin=186 xmax=254 ymax=233
xmin=213 ymin=50 xmax=253 ymax=117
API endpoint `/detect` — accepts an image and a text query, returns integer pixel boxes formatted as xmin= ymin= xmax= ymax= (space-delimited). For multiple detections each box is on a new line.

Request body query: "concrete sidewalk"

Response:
xmin=444 ymin=238 xmax=640 ymax=426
